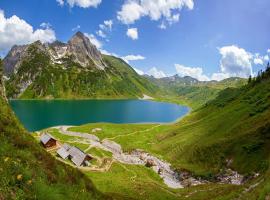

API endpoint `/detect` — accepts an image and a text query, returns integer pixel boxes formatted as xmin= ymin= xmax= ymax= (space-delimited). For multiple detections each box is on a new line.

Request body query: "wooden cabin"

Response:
xmin=57 ymin=143 xmax=71 ymax=159
xmin=68 ymin=146 xmax=92 ymax=167
xmin=40 ymin=133 xmax=57 ymax=148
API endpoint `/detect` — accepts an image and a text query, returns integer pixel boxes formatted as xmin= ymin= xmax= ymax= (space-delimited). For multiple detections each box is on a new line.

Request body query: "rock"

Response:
xmin=216 ymin=169 xmax=243 ymax=185
xmin=145 ymin=159 xmax=156 ymax=167
xmin=92 ymin=128 xmax=102 ymax=133
xmin=67 ymin=32 xmax=106 ymax=69
xmin=179 ymin=170 xmax=192 ymax=180
xmin=102 ymin=140 xmax=122 ymax=154
xmin=158 ymin=168 xmax=164 ymax=174
xmin=139 ymin=154 xmax=146 ymax=161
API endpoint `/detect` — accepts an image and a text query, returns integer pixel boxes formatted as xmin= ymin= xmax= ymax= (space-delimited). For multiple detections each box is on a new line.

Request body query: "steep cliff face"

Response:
xmin=66 ymin=31 xmax=106 ymax=69
xmin=0 ymin=59 xmax=6 ymax=100
xmin=3 ymin=44 xmax=29 ymax=75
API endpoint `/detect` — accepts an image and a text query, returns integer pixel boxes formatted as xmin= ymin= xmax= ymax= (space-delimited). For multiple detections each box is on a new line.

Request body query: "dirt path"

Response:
xmin=54 ymin=125 xmax=187 ymax=189
xmin=52 ymin=125 xmax=244 ymax=190
xmin=105 ymin=124 xmax=162 ymax=140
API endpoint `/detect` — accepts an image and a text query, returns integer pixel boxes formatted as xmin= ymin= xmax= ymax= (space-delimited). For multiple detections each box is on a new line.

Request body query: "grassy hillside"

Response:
xmin=149 ymin=76 xmax=247 ymax=109
xmin=0 ymin=59 xmax=120 ymax=200
xmin=5 ymin=44 xmax=157 ymax=99
xmin=154 ymin=73 xmax=270 ymax=176
xmin=64 ymin=66 xmax=270 ymax=199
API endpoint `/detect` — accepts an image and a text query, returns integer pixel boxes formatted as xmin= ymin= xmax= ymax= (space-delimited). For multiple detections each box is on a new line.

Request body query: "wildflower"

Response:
xmin=17 ymin=174 xmax=23 ymax=180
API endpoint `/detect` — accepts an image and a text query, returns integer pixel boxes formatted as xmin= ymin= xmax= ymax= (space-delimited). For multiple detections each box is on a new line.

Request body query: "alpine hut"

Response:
xmin=57 ymin=143 xmax=71 ymax=159
xmin=40 ymin=133 xmax=57 ymax=148
xmin=68 ymin=146 xmax=92 ymax=167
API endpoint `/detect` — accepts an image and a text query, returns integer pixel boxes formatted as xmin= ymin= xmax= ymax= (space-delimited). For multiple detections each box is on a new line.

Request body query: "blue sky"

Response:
xmin=0 ymin=0 xmax=270 ymax=80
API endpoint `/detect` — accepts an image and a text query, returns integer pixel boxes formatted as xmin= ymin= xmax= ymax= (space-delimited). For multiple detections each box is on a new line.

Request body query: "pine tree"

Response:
xmin=248 ymin=75 xmax=252 ymax=84
xmin=266 ymin=62 xmax=270 ymax=73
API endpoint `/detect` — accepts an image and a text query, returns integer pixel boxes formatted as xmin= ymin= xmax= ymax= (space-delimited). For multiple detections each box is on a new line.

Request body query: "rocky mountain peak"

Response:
xmin=67 ymin=32 xmax=105 ymax=69
xmin=3 ymin=32 xmax=107 ymax=76
xmin=73 ymin=31 xmax=85 ymax=39
xmin=3 ymin=44 xmax=29 ymax=75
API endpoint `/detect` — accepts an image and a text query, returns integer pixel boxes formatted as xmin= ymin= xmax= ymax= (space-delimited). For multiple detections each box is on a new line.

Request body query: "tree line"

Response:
xmin=248 ymin=62 xmax=270 ymax=86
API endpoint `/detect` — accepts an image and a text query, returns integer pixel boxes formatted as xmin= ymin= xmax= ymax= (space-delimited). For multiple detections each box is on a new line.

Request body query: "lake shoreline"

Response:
xmin=10 ymin=99 xmax=190 ymax=132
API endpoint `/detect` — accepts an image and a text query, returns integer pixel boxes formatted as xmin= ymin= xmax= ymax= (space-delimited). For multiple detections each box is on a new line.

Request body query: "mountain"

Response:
xmin=146 ymin=74 xmax=247 ymax=108
xmin=3 ymin=32 xmax=157 ymax=99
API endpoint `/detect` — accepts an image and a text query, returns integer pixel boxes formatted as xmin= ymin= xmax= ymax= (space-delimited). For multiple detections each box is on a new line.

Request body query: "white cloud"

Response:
xmin=103 ymin=20 xmax=113 ymax=30
xmin=268 ymin=49 xmax=270 ymax=53
xmin=96 ymin=30 xmax=106 ymax=38
xmin=175 ymin=64 xmax=210 ymax=81
xmin=252 ymin=52 xmax=269 ymax=65
xmin=133 ymin=67 xmax=145 ymax=75
xmin=167 ymin=14 xmax=180 ymax=24
xmin=126 ymin=28 xmax=138 ymax=40
xmin=84 ymin=33 xmax=102 ymax=49
xmin=117 ymin=1 xmax=145 ymax=24
xmin=174 ymin=46 xmax=268 ymax=81
xmin=117 ymin=0 xmax=194 ymax=25
xmin=147 ymin=67 xmax=167 ymax=79
xmin=211 ymin=72 xmax=230 ymax=81
xmin=96 ymin=20 xmax=113 ymax=39
xmin=254 ymin=57 xmax=264 ymax=65
xmin=56 ymin=0 xmax=64 ymax=6
xmin=72 ymin=25 xmax=81 ymax=31
xmin=218 ymin=45 xmax=253 ymax=78
xmin=121 ymin=55 xmax=145 ymax=63
xmin=158 ymin=22 xmax=167 ymax=29
xmin=0 ymin=10 xmax=56 ymax=52
xmin=40 ymin=22 xmax=51 ymax=29
xmin=100 ymin=49 xmax=118 ymax=57
xmin=58 ymin=0 xmax=102 ymax=8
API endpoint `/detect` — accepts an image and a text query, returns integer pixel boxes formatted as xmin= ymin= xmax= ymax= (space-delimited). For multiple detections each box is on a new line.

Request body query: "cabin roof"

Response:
xmin=40 ymin=133 xmax=56 ymax=144
xmin=62 ymin=143 xmax=71 ymax=150
xmin=57 ymin=143 xmax=71 ymax=159
xmin=68 ymin=146 xmax=90 ymax=166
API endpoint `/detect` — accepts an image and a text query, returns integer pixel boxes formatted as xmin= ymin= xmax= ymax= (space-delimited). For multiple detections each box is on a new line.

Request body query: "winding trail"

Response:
xmin=53 ymin=125 xmax=190 ymax=189
xmin=105 ymin=124 xmax=162 ymax=140
xmin=51 ymin=125 xmax=244 ymax=190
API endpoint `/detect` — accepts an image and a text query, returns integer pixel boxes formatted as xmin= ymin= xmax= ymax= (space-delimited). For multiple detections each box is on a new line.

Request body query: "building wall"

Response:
xmin=44 ymin=139 xmax=56 ymax=148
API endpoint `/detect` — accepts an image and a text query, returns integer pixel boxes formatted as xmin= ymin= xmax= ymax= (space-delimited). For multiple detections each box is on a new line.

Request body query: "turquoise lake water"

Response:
xmin=9 ymin=100 xmax=189 ymax=132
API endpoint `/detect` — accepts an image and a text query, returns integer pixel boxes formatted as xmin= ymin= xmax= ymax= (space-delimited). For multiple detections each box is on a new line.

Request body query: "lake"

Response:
xmin=10 ymin=100 xmax=189 ymax=132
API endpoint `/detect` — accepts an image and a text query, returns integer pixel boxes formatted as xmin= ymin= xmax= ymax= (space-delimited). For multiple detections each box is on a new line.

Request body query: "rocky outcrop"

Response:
xmin=66 ymin=32 xmax=106 ymax=69
xmin=3 ymin=32 xmax=106 ymax=77
xmin=0 ymin=59 xmax=7 ymax=100
xmin=3 ymin=44 xmax=29 ymax=75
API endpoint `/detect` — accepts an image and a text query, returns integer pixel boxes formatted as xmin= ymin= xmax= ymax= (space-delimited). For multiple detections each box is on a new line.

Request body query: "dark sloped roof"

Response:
xmin=40 ymin=133 xmax=56 ymax=145
xmin=68 ymin=146 xmax=89 ymax=166
xmin=57 ymin=144 xmax=71 ymax=159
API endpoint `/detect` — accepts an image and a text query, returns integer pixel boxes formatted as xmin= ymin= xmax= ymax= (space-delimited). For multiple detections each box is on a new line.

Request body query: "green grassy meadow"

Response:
xmin=41 ymin=70 xmax=270 ymax=199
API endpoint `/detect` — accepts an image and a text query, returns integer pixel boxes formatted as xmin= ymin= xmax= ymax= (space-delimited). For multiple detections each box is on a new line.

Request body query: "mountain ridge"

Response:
xmin=3 ymin=32 xmax=157 ymax=99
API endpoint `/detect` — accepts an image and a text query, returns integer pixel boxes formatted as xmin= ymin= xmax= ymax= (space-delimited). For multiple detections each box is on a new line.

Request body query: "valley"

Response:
xmin=29 ymin=65 xmax=270 ymax=199
xmin=1 ymin=30 xmax=270 ymax=200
